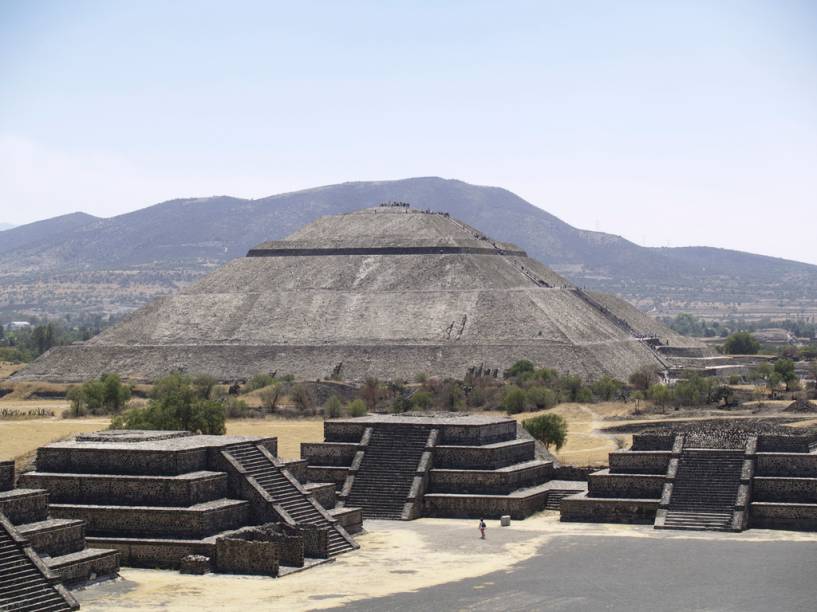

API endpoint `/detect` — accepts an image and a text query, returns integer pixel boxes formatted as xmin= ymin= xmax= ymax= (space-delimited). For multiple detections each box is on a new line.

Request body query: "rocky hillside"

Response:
xmin=1 ymin=177 xmax=815 ymax=318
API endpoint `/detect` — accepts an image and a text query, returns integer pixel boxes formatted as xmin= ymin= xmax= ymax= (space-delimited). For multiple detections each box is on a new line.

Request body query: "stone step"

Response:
xmin=0 ymin=489 xmax=50 ymax=525
xmin=44 ymin=547 xmax=120 ymax=585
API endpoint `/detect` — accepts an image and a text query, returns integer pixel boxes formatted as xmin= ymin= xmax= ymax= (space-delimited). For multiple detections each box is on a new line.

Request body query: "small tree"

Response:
xmin=774 ymin=358 xmax=799 ymax=391
xmin=361 ymin=377 xmax=381 ymax=411
xmin=290 ymin=384 xmax=314 ymax=413
xmin=723 ymin=332 xmax=760 ymax=355
xmin=258 ymin=384 xmax=281 ymax=413
xmin=522 ymin=414 xmax=568 ymax=450
xmin=591 ymin=376 xmax=623 ymax=401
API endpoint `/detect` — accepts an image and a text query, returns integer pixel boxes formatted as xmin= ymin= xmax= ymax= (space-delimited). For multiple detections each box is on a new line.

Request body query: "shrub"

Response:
xmin=391 ymin=396 xmax=413 ymax=413
xmin=591 ymin=376 xmax=623 ymax=401
xmin=723 ymin=332 xmax=760 ymax=355
xmin=525 ymin=386 xmax=557 ymax=410
xmin=223 ymin=397 xmax=249 ymax=418
xmin=439 ymin=381 xmax=464 ymax=411
xmin=575 ymin=386 xmax=593 ymax=403
xmin=414 ymin=372 xmax=428 ymax=384
xmin=648 ymin=383 xmax=672 ymax=407
xmin=361 ymin=377 xmax=381 ymax=411
xmin=66 ymin=373 xmax=131 ymax=417
xmin=522 ymin=414 xmax=568 ymax=450
xmin=290 ymin=384 xmax=314 ymax=413
xmin=324 ymin=395 xmax=342 ymax=419
xmin=411 ymin=391 xmax=433 ymax=410
xmin=502 ymin=385 xmax=527 ymax=414
xmin=258 ymin=385 xmax=281 ymax=413
xmin=504 ymin=359 xmax=535 ymax=379
xmin=347 ymin=399 xmax=367 ymax=417
xmin=247 ymin=373 xmax=276 ymax=392
xmin=559 ymin=374 xmax=585 ymax=402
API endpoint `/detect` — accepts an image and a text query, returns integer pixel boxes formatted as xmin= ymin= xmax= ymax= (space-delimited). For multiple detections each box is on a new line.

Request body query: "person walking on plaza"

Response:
xmin=479 ymin=518 xmax=486 ymax=539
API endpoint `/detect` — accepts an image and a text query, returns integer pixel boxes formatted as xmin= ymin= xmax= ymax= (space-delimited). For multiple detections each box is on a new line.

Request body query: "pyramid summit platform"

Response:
xmin=16 ymin=204 xmax=703 ymax=382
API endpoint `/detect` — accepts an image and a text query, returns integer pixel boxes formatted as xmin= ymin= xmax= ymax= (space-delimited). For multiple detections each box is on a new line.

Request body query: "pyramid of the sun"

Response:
xmin=18 ymin=205 xmax=702 ymax=382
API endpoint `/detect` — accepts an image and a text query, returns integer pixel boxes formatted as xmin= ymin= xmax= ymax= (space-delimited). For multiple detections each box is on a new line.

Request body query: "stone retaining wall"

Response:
xmin=37 ymin=446 xmax=210 ymax=476
xmin=587 ymin=470 xmax=666 ymax=499
xmin=429 ymin=461 xmax=553 ymax=495
xmin=608 ymin=451 xmax=671 ymax=474
xmin=215 ymin=538 xmax=279 ymax=576
xmin=18 ymin=471 xmax=228 ymax=507
xmin=750 ymin=502 xmax=817 ymax=530
xmin=0 ymin=490 xmax=49 ymax=524
xmin=752 ymin=477 xmax=817 ymax=503
xmin=0 ymin=461 xmax=13 ymax=491
xmin=432 ymin=440 xmax=534 ymax=470
xmin=755 ymin=453 xmax=817 ymax=477
xmin=86 ymin=537 xmax=214 ymax=569
xmin=301 ymin=442 xmax=358 ymax=467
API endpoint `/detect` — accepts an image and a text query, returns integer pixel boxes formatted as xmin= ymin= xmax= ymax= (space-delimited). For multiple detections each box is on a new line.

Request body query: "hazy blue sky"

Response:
xmin=1 ymin=1 xmax=816 ymax=263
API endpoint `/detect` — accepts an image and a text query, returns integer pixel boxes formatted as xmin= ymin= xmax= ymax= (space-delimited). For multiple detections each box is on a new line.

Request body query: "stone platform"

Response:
xmin=20 ymin=430 xmax=359 ymax=572
xmin=560 ymin=425 xmax=817 ymax=532
xmin=302 ymin=414 xmax=584 ymax=521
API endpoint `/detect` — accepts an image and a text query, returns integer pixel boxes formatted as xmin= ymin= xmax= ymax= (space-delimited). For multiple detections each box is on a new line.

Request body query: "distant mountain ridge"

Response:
xmin=0 ymin=223 xmax=14 ymax=231
xmin=1 ymin=177 xmax=815 ymax=318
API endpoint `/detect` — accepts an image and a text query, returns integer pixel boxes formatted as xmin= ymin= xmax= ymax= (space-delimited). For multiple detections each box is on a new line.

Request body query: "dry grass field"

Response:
xmin=226 ymin=419 xmax=324 ymax=459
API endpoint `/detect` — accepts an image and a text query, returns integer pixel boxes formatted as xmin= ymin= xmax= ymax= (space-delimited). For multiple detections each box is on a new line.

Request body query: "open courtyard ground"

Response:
xmin=72 ymin=513 xmax=817 ymax=611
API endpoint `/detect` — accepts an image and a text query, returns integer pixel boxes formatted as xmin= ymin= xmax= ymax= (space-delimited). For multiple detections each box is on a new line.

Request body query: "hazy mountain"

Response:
xmin=1 ymin=177 xmax=815 ymax=318
xmin=0 ymin=223 xmax=14 ymax=231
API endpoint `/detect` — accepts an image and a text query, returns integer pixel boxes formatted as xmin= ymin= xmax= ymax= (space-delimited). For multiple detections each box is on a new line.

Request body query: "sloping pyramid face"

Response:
xmin=19 ymin=207 xmax=697 ymax=382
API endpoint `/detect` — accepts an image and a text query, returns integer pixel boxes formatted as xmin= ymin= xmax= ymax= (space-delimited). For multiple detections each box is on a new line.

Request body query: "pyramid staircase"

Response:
xmin=544 ymin=488 xmax=584 ymax=511
xmin=223 ymin=442 xmax=356 ymax=557
xmin=658 ymin=448 xmax=745 ymax=531
xmin=345 ymin=425 xmax=433 ymax=520
xmin=0 ymin=512 xmax=78 ymax=612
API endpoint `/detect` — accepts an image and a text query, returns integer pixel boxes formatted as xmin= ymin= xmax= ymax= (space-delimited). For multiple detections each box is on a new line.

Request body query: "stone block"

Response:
xmin=180 ymin=555 xmax=211 ymax=575
xmin=500 ymin=515 xmax=511 ymax=526
xmin=215 ymin=537 xmax=279 ymax=576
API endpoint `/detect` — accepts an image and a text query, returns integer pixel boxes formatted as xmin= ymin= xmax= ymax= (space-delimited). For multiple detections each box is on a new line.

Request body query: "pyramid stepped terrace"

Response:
xmin=560 ymin=424 xmax=817 ymax=532
xmin=302 ymin=414 xmax=585 ymax=520
xmin=14 ymin=204 xmax=706 ymax=384
xmin=16 ymin=430 xmax=360 ymax=574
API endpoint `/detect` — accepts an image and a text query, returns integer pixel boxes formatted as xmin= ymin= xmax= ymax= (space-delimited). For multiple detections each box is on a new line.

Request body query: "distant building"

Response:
xmin=5 ymin=321 xmax=31 ymax=331
xmin=753 ymin=328 xmax=796 ymax=345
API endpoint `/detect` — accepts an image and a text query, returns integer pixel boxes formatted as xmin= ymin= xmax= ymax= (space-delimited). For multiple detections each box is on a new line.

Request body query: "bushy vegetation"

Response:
xmin=522 ymin=414 xmax=567 ymax=450
xmin=723 ymin=332 xmax=761 ymax=355
xmin=661 ymin=313 xmax=817 ymax=340
xmin=0 ymin=316 xmax=110 ymax=362
xmin=111 ymin=373 xmax=225 ymax=434
xmin=66 ymin=373 xmax=132 ymax=417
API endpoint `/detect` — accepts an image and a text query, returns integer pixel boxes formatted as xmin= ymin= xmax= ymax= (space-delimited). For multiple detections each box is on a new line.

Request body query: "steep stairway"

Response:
xmin=0 ymin=513 xmax=77 ymax=612
xmin=224 ymin=443 xmax=355 ymax=557
xmin=346 ymin=425 xmax=432 ymax=520
xmin=661 ymin=449 xmax=745 ymax=531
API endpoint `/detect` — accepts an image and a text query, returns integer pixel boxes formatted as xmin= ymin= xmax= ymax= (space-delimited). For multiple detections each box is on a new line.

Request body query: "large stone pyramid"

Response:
xmin=18 ymin=205 xmax=701 ymax=382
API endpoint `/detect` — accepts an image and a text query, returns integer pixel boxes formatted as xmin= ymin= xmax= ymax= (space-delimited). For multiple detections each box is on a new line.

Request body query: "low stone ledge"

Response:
xmin=86 ymin=536 xmax=215 ymax=569
xmin=303 ymin=482 xmax=336 ymax=510
xmin=750 ymin=502 xmax=817 ymax=530
xmin=0 ymin=460 xmax=14 ymax=491
xmin=424 ymin=483 xmax=558 ymax=520
xmin=559 ymin=492 xmax=659 ymax=524
xmin=45 ymin=548 xmax=120 ymax=585
xmin=281 ymin=459 xmax=308 ymax=484
xmin=328 ymin=506 xmax=363 ymax=534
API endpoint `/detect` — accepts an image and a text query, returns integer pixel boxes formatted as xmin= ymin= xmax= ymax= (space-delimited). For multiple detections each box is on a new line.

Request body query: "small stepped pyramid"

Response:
xmin=224 ymin=443 xmax=355 ymax=557
xmin=346 ymin=425 xmax=432 ymax=520
xmin=0 ymin=512 xmax=77 ymax=612
xmin=661 ymin=449 xmax=745 ymax=531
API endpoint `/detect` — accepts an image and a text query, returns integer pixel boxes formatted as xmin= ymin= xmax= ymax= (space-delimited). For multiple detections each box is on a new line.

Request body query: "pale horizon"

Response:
xmin=2 ymin=1 xmax=816 ymax=264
